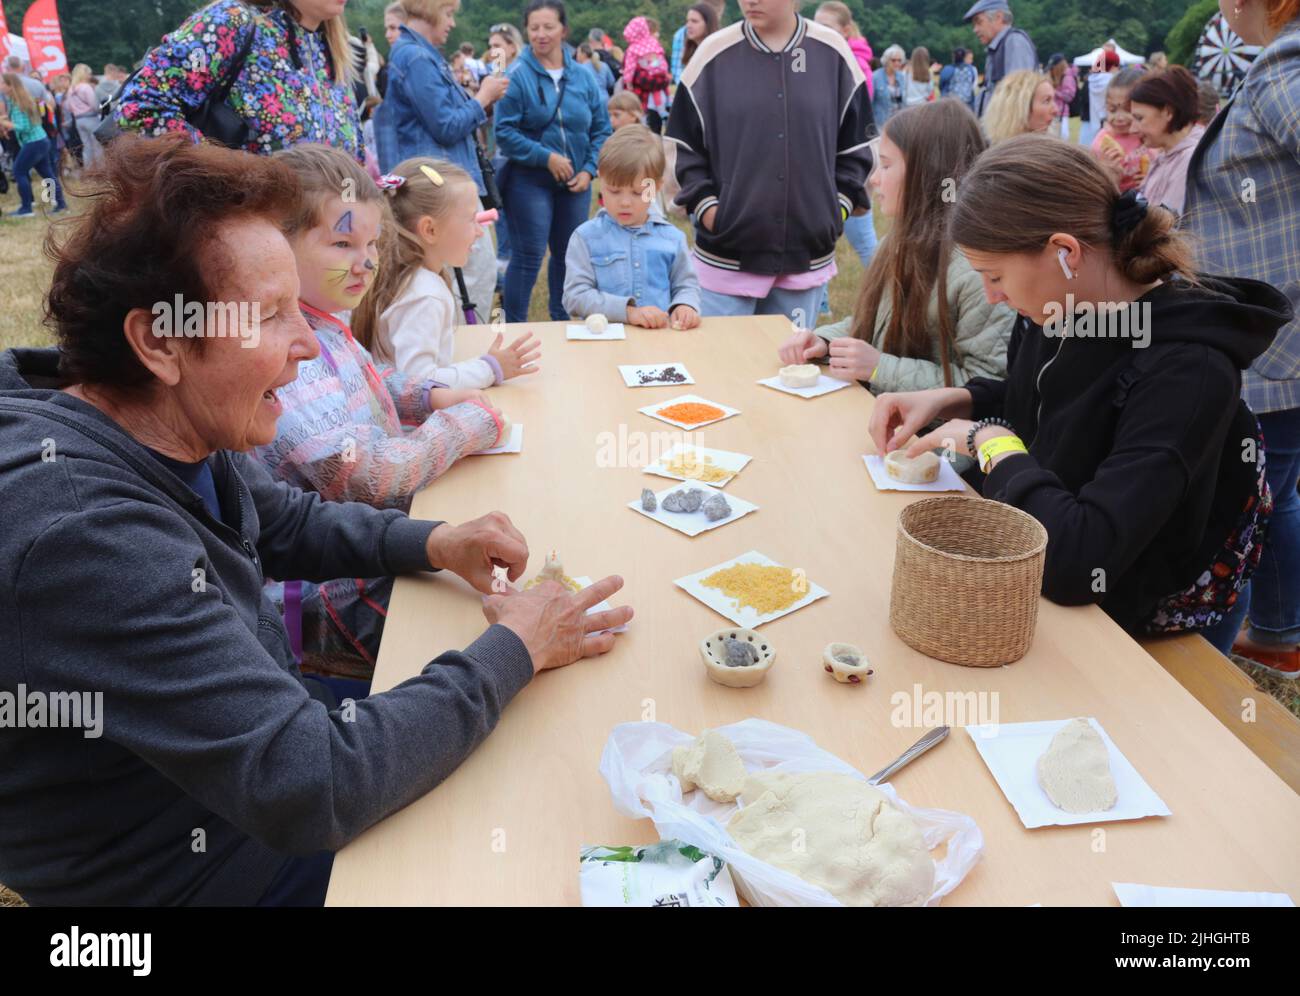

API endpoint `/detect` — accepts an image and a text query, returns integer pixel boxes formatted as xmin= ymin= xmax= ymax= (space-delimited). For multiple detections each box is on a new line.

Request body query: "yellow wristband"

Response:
xmin=867 ymin=361 xmax=880 ymax=382
xmin=978 ymin=434 xmax=1028 ymax=472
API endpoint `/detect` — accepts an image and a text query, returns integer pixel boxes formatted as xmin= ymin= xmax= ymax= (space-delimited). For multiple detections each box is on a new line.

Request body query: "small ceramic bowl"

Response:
xmin=700 ymin=628 xmax=775 ymax=687
xmin=823 ymin=642 xmax=873 ymax=684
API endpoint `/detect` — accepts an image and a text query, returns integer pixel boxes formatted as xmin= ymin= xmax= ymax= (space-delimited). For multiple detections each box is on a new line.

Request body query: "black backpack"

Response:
xmin=95 ymin=3 xmax=258 ymax=148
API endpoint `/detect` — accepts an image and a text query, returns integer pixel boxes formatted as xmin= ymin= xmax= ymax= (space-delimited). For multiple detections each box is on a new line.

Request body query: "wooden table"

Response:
xmin=326 ymin=315 xmax=1300 ymax=906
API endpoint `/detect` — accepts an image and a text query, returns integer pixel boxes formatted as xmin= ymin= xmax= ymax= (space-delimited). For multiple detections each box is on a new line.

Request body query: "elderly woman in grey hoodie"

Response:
xmin=0 ymin=136 xmax=630 ymax=907
xmin=779 ymin=101 xmax=1014 ymax=393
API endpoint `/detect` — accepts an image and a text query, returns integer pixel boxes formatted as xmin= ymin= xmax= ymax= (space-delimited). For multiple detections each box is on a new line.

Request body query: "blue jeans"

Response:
xmin=842 ymin=212 xmax=878 ymax=268
xmin=14 ymin=138 xmax=65 ymax=213
xmin=1239 ymin=406 xmax=1300 ymax=646
xmin=501 ymin=164 xmax=591 ymax=322
xmin=700 ymin=283 xmax=828 ymax=330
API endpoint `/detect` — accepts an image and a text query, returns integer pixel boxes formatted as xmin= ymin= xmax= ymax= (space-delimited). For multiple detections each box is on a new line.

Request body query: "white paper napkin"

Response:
xmin=965 ymin=718 xmax=1171 ymax=829
xmin=567 ymin=322 xmax=626 ymax=340
xmin=862 ymin=454 xmax=966 ymax=492
xmin=1112 ymin=882 xmax=1295 ymax=907
xmin=756 ymin=373 xmax=853 ymax=399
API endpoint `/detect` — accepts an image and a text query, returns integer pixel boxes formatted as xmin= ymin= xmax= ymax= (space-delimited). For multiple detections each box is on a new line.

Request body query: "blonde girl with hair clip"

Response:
xmin=352 ymin=157 xmax=541 ymax=388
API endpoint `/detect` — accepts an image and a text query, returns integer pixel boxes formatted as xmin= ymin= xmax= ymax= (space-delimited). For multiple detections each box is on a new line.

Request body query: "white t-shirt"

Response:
xmin=546 ymin=67 xmax=564 ymax=85
xmin=377 ymin=267 xmax=498 ymax=389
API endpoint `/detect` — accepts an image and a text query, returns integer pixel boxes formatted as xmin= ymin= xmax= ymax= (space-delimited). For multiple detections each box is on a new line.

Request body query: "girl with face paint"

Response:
xmin=256 ymin=143 xmax=509 ymax=510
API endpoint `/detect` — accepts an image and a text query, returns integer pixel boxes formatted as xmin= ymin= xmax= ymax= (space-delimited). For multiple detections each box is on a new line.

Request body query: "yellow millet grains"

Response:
xmin=665 ymin=455 xmax=731 ymax=484
xmin=702 ymin=564 xmax=802 ymax=615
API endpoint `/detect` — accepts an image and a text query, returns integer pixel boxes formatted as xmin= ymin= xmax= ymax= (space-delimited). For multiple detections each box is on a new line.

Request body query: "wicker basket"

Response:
xmin=890 ymin=496 xmax=1048 ymax=667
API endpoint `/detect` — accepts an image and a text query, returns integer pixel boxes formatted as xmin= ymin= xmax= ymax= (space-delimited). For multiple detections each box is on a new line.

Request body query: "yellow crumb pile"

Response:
xmin=666 ymin=452 xmax=730 ymax=484
xmin=702 ymin=564 xmax=802 ymax=615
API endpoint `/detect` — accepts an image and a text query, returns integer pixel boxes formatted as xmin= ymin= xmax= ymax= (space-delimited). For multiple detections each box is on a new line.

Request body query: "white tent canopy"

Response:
xmin=1073 ymin=39 xmax=1145 ymax=67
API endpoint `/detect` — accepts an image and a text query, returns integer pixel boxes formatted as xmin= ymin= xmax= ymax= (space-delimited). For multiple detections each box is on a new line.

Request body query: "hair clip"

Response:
xmin=419 ymin=164 xmax=445 ymax=187
xmin=376 ymin=174 xmax=406 ymax=192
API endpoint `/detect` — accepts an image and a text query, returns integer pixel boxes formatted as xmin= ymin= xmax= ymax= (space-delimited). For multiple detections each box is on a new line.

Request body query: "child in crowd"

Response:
xmin=1091 ymin=65 xmax=1151 ymax=193
xmin=563 ymin=124 xmax=700 ymax=329
xmin=608 ymin=91 xmax=645 ymax=130
xmin=352 ymin=157 xmax=541 ymax=388
xmin=622 ymin=16 xmax=672 ymax=130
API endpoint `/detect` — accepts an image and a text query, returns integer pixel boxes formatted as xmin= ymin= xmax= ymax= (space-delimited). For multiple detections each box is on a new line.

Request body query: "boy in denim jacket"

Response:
xmin=562 ymin=125 xmax=701 ymax=328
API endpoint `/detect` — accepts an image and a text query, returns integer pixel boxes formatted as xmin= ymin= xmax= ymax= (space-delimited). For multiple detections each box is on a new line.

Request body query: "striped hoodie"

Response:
xmin=665 ymin=15 xmax=875 ymax=276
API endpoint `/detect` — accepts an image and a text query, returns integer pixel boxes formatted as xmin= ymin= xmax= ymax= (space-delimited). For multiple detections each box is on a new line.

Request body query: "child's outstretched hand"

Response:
xmin=670 ymin=305 xmax=700 ymax=330
xmin=488 ymin=332 xmax=541 ymax=380
xmin=429 ymin=388 xmax=490 ymax=410
xmin=627 ymin=304 xmax=670 ymax=329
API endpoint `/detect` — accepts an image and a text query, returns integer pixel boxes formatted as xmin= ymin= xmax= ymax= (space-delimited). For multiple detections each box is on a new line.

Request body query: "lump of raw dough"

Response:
xmin=524 ymin=550 xmax=583 ymax=593
xmin=727 ymin=771 xmax=934 ymax=907
xmin=884 ymin=449 xmax=940 ymax=484
xmin=778 ymin=363 xmax=820 ymax=389
xmin=722 ymin=637 xmax=759 ymax=668
xmin=672 ymin=730 xmax=748 ymax=803
xmin=701 ymin=492 xmax=731 ymax=521
xmin=641 ymin=488 xmax=657 ymax=512
xmin=662 ymin=487 xmax=705 ymax=513
xmin=586 ymin=313 xmax=609 ymax=334
xmin=1036 ymin=718 xmax=1118 ymax=814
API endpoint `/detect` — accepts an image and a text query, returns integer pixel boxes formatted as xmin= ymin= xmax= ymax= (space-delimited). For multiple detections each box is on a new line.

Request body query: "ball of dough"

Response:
xmin=884 ymin=449 xmax=940 ymax=484
xmin=585 ymin=313 xmax=609 ymax=334
xmin=778 ymin=363 xmax=820 ymax=389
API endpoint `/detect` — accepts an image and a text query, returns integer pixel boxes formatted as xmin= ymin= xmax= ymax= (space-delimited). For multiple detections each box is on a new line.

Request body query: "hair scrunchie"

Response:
xmin=1111 ymin=189 xmax=1149 ymax=245
xmin=376 ymin=174 xmax=406 ymax=193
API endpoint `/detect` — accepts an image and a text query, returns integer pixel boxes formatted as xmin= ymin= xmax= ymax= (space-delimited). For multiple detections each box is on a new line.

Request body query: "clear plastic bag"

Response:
xmin=599 ymin=718 xmax=985 ymax=907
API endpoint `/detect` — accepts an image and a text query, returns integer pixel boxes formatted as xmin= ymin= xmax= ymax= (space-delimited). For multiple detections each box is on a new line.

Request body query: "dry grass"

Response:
xmin=0 ymin=183 xmax=60 ymax=353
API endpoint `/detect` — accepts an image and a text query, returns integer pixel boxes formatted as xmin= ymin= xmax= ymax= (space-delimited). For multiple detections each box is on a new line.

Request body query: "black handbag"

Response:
xmin=475 ymin=139 xmax=501 ymax=210
xmin=95 ymin=6 xmax=258 ymax=148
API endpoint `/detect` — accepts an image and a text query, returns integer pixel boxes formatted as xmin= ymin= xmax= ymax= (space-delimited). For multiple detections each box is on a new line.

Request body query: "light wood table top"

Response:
xmin=326 ymin=315 xmax=1300 ymax=906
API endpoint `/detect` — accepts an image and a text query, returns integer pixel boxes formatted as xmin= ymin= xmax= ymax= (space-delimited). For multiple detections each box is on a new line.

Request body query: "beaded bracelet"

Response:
xmin=966 ymin=417 xmax=1016 ymax=457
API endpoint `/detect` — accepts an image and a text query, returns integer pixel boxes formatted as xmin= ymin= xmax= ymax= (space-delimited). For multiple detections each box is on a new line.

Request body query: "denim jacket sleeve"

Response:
xmin=398 ymin=48 xmax=486 ymax=149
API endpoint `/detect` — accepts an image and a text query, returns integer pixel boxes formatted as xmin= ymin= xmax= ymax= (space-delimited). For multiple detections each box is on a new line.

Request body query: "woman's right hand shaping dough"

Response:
xmin=483 ymin=575 xmax=633 ymax=674
xmin=868 ymin=387 xmax=973 ymax=455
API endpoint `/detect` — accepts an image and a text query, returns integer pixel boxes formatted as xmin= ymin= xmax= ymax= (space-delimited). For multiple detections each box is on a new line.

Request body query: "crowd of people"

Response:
xmin=0 ymin=0 xmax=1297 ymax=907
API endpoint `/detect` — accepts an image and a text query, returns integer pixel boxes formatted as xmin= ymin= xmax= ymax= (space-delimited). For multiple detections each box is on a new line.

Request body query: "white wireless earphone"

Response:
xmin=1057 ymin=247 xmax=1075 ymax=280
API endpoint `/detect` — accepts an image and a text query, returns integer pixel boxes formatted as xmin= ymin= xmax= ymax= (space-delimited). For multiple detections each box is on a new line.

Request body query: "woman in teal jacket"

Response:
xmin=494 ymin=0 xmax=611 ymax=321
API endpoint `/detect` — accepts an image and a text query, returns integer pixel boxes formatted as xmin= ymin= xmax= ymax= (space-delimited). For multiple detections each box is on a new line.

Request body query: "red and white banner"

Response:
xmin=22 ymin=0 xmax=67 ymax=78
xmin=0 ymin=2 xmax=12 ymax=66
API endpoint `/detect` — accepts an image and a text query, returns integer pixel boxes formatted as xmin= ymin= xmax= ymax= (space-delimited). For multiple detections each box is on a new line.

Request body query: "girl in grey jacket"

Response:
xmin=779 ymin=100 xmax=1014 ymax=392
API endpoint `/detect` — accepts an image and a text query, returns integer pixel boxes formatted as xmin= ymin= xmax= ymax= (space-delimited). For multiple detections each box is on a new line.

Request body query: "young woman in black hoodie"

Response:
xmin=868 ymin=135 xmax=1290 ymax=653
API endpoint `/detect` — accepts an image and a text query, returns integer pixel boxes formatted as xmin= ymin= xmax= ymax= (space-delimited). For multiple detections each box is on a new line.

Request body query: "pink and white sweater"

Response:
xmin=254 ymin=303 xmax=503 ymax=510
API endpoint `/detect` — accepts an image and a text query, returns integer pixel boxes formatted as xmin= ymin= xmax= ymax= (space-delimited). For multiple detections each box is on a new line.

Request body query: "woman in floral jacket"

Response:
xmin=115 ymin=0 xmax=363 ymax=161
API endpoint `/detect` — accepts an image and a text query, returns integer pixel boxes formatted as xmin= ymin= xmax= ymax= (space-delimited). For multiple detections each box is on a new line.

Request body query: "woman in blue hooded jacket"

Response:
xmin=494 ymin=0 xmax=612 ymax=322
